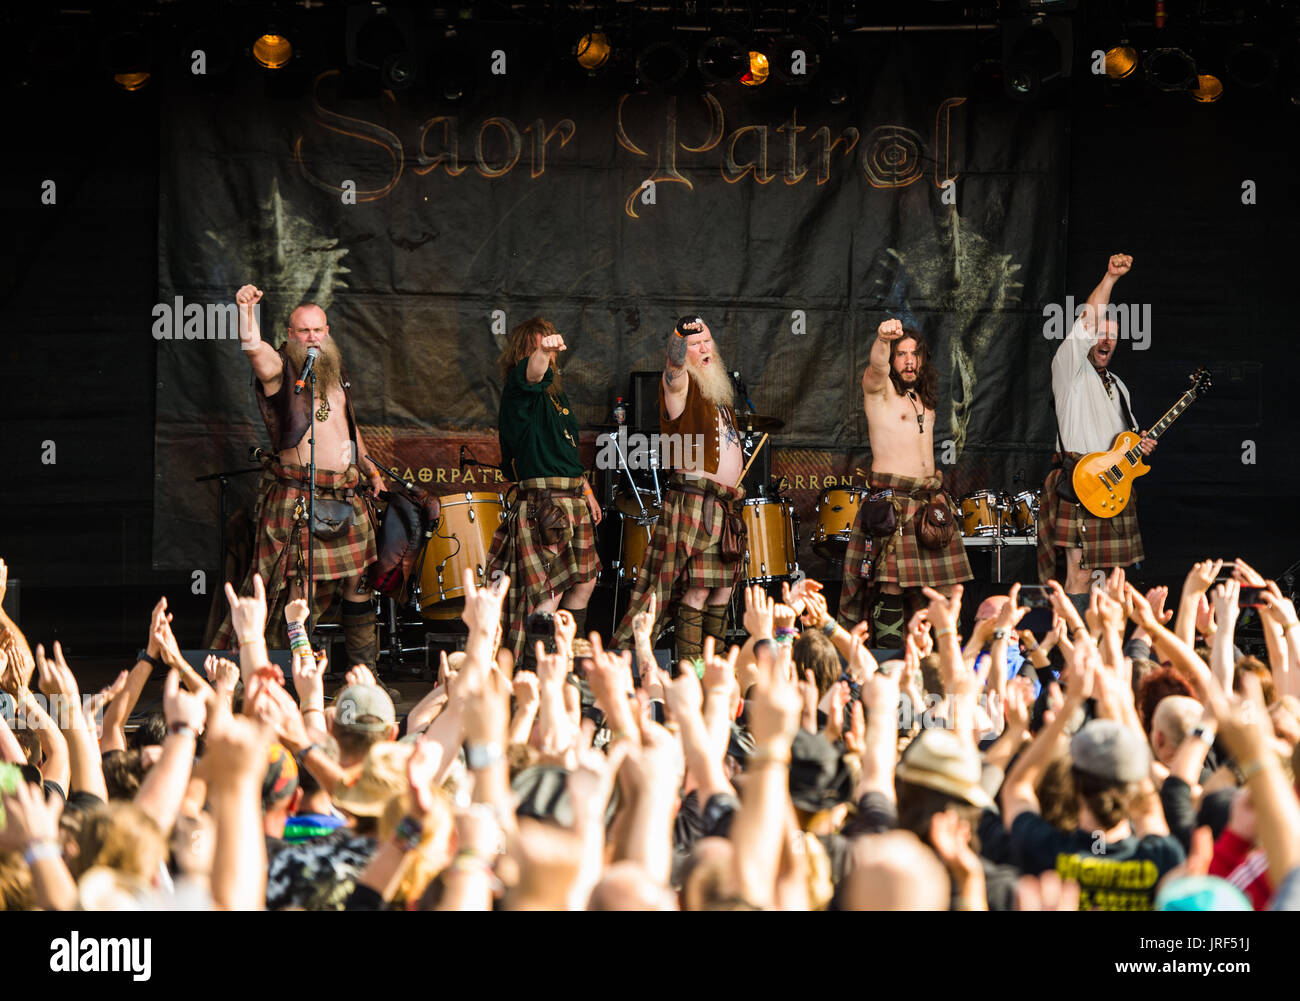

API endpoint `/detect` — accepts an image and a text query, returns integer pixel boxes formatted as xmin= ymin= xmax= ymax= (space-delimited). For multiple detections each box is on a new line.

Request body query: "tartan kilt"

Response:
xmin=836 ymin=470 xmax=972 ymax=629
xmin=612 ymin=475 xmax=745 ymax=649
xmin=486 ymin=476 xmax=601 ymax=659
xmin=1037 ymin=463 xmax=1144 ymax=584
xmin=213 ymin=460 xmax=377 ymax=649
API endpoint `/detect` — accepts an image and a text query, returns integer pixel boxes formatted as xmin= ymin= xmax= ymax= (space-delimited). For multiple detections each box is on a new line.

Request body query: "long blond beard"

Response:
xmin=688 ymin=351 xmax=734 ymax=409
xmin=285 ymin=335 xmax=343 ymax=394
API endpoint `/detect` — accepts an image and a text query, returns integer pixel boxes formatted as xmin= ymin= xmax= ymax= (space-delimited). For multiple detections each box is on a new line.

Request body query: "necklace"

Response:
xmin=548 ymin=393 xmax=576 ymax=447
xmin=315 ymin=392 xmax=331 ymax=422
xmin=1096 ymin=367 xmax=1115 ymax=399
xmin=906 ymin=391 xmax=924 ymax=434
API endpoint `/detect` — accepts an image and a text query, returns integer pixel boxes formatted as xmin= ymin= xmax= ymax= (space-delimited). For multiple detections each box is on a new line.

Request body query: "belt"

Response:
xmin=274 ymin=475 xmax=357 ymax=499
xmin=520 ymin=485 xmax=585 ymax=502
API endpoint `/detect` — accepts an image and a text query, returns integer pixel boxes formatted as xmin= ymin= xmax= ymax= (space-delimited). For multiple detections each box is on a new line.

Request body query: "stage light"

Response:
xmin=740 ymin=51 xmax=769 ymax=86
xmin=576 ymin=32 xmax=611 ymax=71
xmin=103 ymin=30 xmax=151 ymax=91
xmin=253 ymin=33 xmax=293 ymax=70
xmin=113 ymin=71 xmax=150 ymax=91
xmin=1105 ymin=44 xmax=1138 ymax=79
xmin=1002 ymin=18 xmax=1071 ymax=103
xmin=635 ymin=38 xmax=689 ymax=90
xmin=1225 ymin=42 xmax=1277 ymax=89
xmin=1191 ymin=73 xmax=1223 ymax=102
xmin=698 ymin=35 xmax=748 ymax=85
xmin=1144 ymin=47 xmax=1196 ymax=91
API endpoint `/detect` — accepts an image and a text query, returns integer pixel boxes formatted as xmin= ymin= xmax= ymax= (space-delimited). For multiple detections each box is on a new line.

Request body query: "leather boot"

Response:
xmin=341 ymin=599 xmax=379 ymax=672
xmin=702 ymin=603 xmax=729 ymax=654
xmin=871 ymin=592 xmax=905 ymax=650
xmin=674 ymin=604 xmax=705 ymax=668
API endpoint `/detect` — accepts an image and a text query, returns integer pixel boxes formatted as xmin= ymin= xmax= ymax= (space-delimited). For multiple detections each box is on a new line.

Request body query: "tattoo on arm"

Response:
xmin=666 ymin=331 xmax=688 ymax=369
xmin=665 ymin=368 xmax=681 ymax=385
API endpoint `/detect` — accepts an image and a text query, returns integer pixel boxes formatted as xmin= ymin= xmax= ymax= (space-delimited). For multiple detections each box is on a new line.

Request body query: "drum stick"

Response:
xmin=739 ymin=433 xmax=770 ymax=483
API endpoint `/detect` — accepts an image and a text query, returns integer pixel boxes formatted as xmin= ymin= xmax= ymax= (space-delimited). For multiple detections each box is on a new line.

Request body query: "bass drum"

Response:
xmin=742 ymin=498 xmax=798 ymax=583
xmin=812 ymin=487 xmax=862 ymax=561
xmin=418 ymin=492 xmax=508 ymax=620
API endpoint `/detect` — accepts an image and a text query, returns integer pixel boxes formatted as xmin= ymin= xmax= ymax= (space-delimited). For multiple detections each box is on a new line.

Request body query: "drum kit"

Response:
xmin=810 ymin=484 xmax=1040 ymax=568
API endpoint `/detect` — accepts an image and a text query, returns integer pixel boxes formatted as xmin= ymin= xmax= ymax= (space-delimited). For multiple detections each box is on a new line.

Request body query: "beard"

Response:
xmin=285 ymin=334 xmax=343 ymax=394
xmin=687 ymin=349 xmax=734 ymax=409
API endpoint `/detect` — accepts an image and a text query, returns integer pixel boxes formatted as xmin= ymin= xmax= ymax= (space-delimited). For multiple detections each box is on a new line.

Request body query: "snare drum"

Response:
xmin=618 ymin=508 xmax=660 ymax=587
xmin=959 ymin=490 xmax=1005 ymax=538
xmin=812 ymin=487 xmax=863 ymax=560
xmin=418 ymin=492 xmax=508 ymax=619
xmin=742 ymin=498 xmax=797 ymax=583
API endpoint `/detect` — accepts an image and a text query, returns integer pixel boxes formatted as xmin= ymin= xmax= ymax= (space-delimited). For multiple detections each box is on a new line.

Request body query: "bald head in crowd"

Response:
xmin=1150 ymin=696 xmax=1204 ymax=766
xmin=841 ymin=831 xmax=950 ymax=911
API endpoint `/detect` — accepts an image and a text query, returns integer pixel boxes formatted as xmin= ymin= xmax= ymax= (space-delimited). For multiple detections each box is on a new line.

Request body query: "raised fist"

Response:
xmin=540 ymin=333 xmax=567 ymax=353
xmin=1106 ymin=254 xmax=1132 ymax=278
xmin=675 ymin=315 xmax=708 ymax=339
xmin=878 ymin=317 xmax=905 ymax=341
xmin=235 ymin=285 xmax=263 ymax=307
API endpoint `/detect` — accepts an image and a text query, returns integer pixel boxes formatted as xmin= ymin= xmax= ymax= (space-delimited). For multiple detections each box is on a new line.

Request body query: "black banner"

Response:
xmin=153 ymin=34 xmax=1067 ymax=573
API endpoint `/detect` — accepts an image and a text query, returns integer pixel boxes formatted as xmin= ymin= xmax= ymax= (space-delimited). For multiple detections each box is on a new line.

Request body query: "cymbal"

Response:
xmin=613 ymin=493 xmax=662 ymax=520
xmin=735 ymin=412 xmax=785 ymax=433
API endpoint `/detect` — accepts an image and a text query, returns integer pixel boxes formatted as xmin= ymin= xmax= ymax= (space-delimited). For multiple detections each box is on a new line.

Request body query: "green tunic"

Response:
xmin=498 ymin=358 xmax=584 ymax=481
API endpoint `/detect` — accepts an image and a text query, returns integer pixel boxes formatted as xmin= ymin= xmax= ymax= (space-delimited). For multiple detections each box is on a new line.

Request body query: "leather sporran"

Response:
xmin=529 ymin=496 xmax=569 ymax=548
xmin=861 ymin=488 xmax=897 ymax=537
xmin=719 ymin=507 xmax=747 ymax=564
xmin=311 ymin=498 xmax=355 ymax=540
xmin=916 ymin=493 xmax=956 ymax=551
xmin=1054 ymin=457 xmax=1080 ymax=505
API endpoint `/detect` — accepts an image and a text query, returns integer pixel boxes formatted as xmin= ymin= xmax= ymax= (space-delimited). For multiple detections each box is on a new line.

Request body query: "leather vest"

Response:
xmin=255 ymin=347 xmax=358 ymax=455
xmin=659 ymin=374 xmax=735 ymax=476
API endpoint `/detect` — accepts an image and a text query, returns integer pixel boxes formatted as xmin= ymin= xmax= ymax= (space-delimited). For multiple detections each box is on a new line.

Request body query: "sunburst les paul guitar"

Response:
xmin=1072 ymin=367 xmax=1212 ymax=518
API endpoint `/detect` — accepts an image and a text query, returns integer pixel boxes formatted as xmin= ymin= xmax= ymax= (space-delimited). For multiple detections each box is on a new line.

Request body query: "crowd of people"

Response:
xmin=2 ymin=552 xmax=1299 ymax=912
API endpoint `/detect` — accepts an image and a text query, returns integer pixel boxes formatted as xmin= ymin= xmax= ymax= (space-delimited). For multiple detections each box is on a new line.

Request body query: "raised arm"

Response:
xmin=236 ymin=284 xmax=283 ymax=390
xmin=1083 ymin=253 xmax=1131 ymax=328
xmin=862 ymin=318 xmax=902 ymax=401
xmin=662 ymin=316 xmax=699 ymax=420
xmin=1052 ymin=254 xmax=1131 ymax=393
xmin=526 ymin=330 xmax=565 ymax=384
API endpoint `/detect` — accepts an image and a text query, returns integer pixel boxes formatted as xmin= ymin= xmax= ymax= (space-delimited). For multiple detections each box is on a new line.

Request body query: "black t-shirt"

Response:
xmin=1010 ymin=811 xmax=1185 ymax=911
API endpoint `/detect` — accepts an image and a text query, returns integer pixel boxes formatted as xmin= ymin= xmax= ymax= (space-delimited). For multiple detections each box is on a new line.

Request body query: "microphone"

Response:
xmin=294 ymin=346 xmax=320 ymax=395
xmin=459 ymin=445 xmax=469 ymax=471
xmin=248 ymin=446 xmax=269 ymax=462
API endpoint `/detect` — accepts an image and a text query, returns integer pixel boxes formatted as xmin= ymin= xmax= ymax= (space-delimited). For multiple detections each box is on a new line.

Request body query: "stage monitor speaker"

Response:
xmin=628 ymin=371 xmax=662 ymax=432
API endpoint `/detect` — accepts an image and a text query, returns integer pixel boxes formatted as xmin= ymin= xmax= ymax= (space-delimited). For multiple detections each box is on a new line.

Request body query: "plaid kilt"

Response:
xmin=612 ymin=474 xmax=745 ymax=649
xmin=837 ymin=470 xmax=972 ymax=629
xmin=1037 ymin=457 xmax=1144 ymax=584
xmin=213 ymin=460 xmax=377 ymax=649
xmin=486 ymin=477 xmax=601 ymax=660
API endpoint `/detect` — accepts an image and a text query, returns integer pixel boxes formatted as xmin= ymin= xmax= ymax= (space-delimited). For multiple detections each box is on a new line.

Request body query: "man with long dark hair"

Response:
xmin=837 ymin=318 xmax=971 ymax=645
xmin=486 ymin=317 xmax=602 ymax=662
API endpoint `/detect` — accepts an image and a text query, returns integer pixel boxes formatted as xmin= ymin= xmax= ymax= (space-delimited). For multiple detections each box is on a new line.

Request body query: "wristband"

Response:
xmin=992 ymin=627 xmax=1010 ymax=641
xmin=451 ymin=851 xmax=504 ymax=891
xmin=168 ymin=722 xmax=197 ymax=740
xmin=465 ymin=742 xmax=503 ymax=770
xmin=934 ymin=627 xmax=954 ymax=640
xmin=1236 ymin=758 xmax=1267 ymax=783
xmin=299 ymin=741 xmax=327 ymax=763
xmin=135 ymin=649 xmax=165 ymax=671
xmin=1190 ymin=724 xmax=1216 ymax=746
xmin=238 ymin=634 xmax=266 ymax=647
xmin=286 ymin=622 xmax=312 ymax=657
xmin=23 ymin=840 xmax=61 ymax=866
xmin=775 ymin=627 xmax=798 ymax=638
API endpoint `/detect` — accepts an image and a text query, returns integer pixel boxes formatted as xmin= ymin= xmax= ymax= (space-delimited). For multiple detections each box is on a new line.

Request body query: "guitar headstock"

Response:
xmin=1187 ymin=366 xmax=1212 ymax=397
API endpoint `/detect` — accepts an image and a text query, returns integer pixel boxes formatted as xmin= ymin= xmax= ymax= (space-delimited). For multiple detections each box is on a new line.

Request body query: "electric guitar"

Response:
xmin=1072 ymin=367 xmax=1212 ymax=519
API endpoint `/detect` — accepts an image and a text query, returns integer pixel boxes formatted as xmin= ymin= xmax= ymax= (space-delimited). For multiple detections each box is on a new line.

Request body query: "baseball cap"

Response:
xmin=894 ymin=729 xmax=995 ymax=810
xmin=261 ymin=742 xmax=299 ymax=812
xmin=788 ymin=730 xmax=855 ymax=814
xmin=1070 ymin=719 xmax=1150 ymax=784
xmin=1156 ymin=875 xmax=1252 ymax=911
xmin=335 ymin=683 xmax=396 ymax=733
xmin=331 ymin=741 xmax=411 ymax=817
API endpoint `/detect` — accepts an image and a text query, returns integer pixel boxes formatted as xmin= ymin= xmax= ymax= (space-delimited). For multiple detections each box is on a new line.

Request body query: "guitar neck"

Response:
xmin=1143 ymin=390 xmax=1196 ymax=441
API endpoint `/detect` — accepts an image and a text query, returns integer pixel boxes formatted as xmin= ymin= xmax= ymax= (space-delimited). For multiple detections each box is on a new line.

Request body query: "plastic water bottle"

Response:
xmin=613 ymin=397 xmax=626 ymax=426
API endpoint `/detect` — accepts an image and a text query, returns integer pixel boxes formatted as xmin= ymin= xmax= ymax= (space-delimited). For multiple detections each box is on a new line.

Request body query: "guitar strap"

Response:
xmin=1113 ymin=375 xmax=1138 ymax=432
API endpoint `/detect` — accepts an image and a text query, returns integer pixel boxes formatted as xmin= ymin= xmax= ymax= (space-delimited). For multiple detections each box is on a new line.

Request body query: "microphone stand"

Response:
xmin=306 ymin=364 xmax=317 ymax=639
xmin=195 ymin=464 xmax=262 ymax=592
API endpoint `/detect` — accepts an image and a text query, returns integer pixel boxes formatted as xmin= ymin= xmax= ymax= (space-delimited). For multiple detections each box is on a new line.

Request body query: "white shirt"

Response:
xmin=1051 ymin=317 xmax=1137 ymax=454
